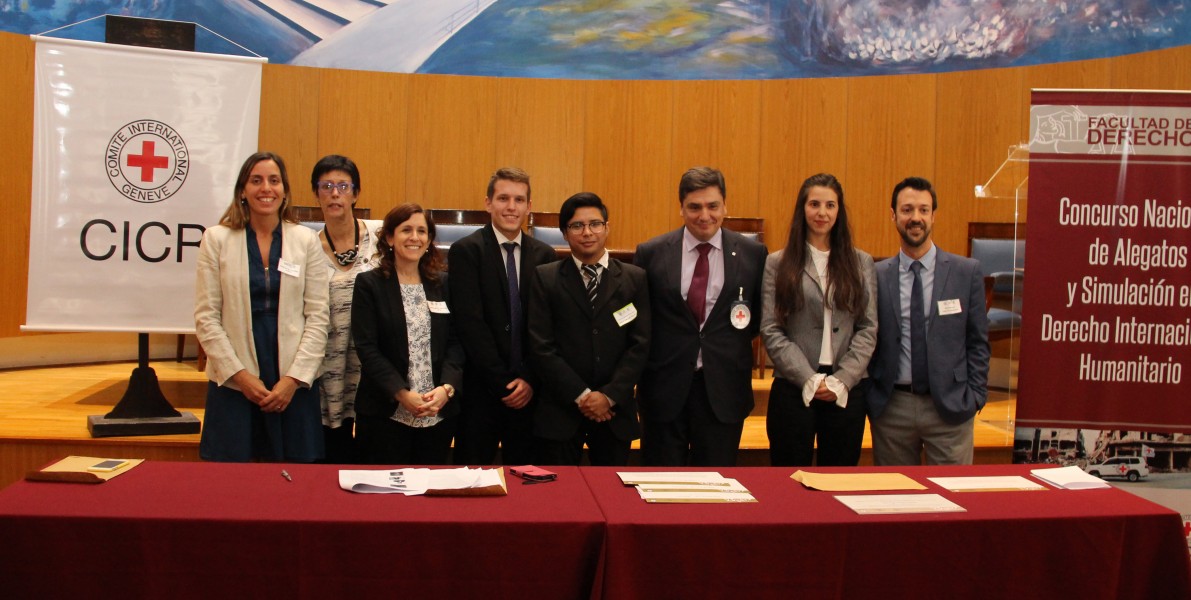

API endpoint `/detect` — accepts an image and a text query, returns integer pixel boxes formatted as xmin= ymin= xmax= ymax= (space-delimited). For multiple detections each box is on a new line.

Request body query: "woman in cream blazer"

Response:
xmin=761 ymin=173 xmax=877 ymax=467
xmin=195 ymin=152 xmax=329 ymax=462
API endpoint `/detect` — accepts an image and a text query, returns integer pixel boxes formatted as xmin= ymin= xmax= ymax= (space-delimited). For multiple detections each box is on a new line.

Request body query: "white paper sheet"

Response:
xmin=835 ymin=493 xmax=967 ymax=515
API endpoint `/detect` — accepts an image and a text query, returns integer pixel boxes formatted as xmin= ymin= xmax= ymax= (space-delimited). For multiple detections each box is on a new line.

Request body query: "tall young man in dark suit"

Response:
xmin=868 ymin=177 xmax=990 ymax=465
xmin=634 ymin=167 xmax=767 ymax=466
xmin=528 ymin=192 xmax=650 ymax=466
xmin=449 ymin=167 xmax=558 ymax=465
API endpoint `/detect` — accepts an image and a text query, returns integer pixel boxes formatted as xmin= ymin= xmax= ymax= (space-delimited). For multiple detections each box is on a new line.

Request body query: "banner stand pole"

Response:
xmin=88 ymin=333 xmax=201 ymax=437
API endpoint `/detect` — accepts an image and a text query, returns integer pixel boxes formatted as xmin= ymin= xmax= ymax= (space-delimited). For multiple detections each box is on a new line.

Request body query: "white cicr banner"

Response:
xmin=25 ymin=37 xmax=264 ymax=333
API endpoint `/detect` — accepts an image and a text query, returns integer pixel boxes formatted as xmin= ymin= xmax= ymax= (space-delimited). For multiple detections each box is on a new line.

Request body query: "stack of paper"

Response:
xmin=339 ymin=467 xmax=506 ymax=496
xmin=1030 ymin=466 xmax=1111 ymax=490
xmin=617 ymin=472 xmax=757 ymax=503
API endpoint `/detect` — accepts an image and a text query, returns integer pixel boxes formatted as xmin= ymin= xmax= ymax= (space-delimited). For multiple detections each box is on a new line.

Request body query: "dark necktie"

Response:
xmin=503 ymin=242 xmax=522 ymax=372
xmin=583 ymin=264 xmax=600 ymax=307
xmin=910 ymin=260 xmax=929 ymax=394
xmin=687 ymin=243 xmax=712 ymax=326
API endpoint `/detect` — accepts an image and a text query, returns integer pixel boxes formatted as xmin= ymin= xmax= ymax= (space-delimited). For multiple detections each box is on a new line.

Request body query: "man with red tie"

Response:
xmin=634 ymin=167 xmax=767 ymax=466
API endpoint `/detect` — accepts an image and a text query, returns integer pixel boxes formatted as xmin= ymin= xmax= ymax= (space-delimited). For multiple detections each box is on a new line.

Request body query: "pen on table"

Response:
xmin=281 ymin=469 xmax=292 ymax=482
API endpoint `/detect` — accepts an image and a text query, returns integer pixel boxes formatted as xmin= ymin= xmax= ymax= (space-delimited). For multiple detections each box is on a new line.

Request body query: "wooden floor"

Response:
xmin=0 ymin=360 xmax=1017 ymax=488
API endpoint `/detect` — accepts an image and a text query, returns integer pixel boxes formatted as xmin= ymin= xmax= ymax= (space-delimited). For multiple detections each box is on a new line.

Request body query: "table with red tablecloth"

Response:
xmin=580 ymin=465 xmax=1190 ymax=600
xmin=1 ymin=462 xmax=1187 ymax=599
xmin=0 ymin=462 xmax=604 ymax=599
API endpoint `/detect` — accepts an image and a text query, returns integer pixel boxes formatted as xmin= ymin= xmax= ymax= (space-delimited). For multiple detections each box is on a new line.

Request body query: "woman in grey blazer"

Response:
xmin=761 ymin=173 xmax=877 ymax=466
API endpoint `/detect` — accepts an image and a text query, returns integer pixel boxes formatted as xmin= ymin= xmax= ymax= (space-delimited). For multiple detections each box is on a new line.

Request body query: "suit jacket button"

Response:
xmin=592 ymin=328 xmax=599 ymax=334
xmin=504 ymin=325 xmax=511 ymax=332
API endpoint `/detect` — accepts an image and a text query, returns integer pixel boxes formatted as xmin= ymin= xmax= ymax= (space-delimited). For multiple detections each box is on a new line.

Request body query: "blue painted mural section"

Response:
xmin=1 ymin=0 xmax=1188 ymax=79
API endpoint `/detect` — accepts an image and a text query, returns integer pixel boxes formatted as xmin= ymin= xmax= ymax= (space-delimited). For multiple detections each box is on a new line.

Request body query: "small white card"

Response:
xmin=277 ymin=259 xmax=301 ymax=277
xmin=613 ymin=303 xmax=637 ymax=326
xmin=937 ymin=299 xmax=962 ymax=315
xmin=427 ymin=300 xmax=450 ymax=314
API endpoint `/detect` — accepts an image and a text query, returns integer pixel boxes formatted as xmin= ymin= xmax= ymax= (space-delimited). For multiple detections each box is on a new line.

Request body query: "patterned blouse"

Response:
xmin=391 ymin=282 xmax=442 ymax=428
xmin=318 ymin=220 xmax=380 ymax=429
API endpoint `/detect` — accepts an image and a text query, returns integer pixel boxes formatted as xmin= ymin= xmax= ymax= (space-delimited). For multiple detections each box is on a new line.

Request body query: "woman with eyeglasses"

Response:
xmin=351 ymin=203 xmax=464 ymax=464
xmin=310 ymin=155 xmax=383 ymax=463
xmin=761 ymin=173 xmax=877 ymax=467
xmin=194 ymin=151 xmax=330 ymax=462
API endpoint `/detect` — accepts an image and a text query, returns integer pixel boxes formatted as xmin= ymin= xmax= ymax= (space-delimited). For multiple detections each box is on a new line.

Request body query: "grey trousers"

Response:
xmin=871 ymin=389 xmax=974 ymax=465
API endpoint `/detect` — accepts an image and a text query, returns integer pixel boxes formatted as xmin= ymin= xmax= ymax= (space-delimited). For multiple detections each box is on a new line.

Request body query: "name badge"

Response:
xmin=278 ymin=259 xmax=301 ymax=277
xmin=428 ymin=301 xmax=450 ymax=314
xmin=938 ymin=299 xmax=962 ymax=316
xmin=613 ymin=303 xmax=638 ymax=327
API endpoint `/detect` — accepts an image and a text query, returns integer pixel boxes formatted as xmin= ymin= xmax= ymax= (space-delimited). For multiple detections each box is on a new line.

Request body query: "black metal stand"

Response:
xmin=88 ymin=333 xmax=200 ymax=438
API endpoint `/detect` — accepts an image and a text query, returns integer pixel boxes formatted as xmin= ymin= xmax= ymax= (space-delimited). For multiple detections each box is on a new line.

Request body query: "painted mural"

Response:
xmin=1 ymin=0 xmax=1187 ymax=79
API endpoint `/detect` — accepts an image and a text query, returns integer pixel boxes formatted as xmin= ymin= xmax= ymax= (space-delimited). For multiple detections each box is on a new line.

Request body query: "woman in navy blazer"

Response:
xmin=761 ymin=173 xmax=877 ymax=467
xmin=194 ymin=152 xmax=330 ymax=462
xmin=351 ymin=204 xmax=464 ymax=465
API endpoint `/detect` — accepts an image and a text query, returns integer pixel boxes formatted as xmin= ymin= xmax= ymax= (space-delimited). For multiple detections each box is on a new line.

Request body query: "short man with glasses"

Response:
xmin=868 ymin=177 xmax=990 ymax=465
xmin=448 ymin=167 xmax=558 ymax=466
xmin=634 ymin=167 xmax=767 ymax=466
xmin=528 ymin=192 xmax=651 ymax=466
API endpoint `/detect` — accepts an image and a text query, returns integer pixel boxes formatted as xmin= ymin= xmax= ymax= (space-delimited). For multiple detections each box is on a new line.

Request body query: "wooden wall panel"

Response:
xmin=934 ymin=67 xmax=1024 ymax=234
xmin=258 ymin=64 xmax=321 ymax=206
xmin=0 ymin=33 xmax=34 ymax=338
xmin=1109 ymin=46 xmax=1191 ymax=91
xmin=757 ymin=77 xmax=850 ymax=251
xmin=670 ymin=80 xmax=763 ymax=221
xmin=494 ymin=77 xmax=587 ymax=213
xmin=845 ymin=73 xmax=938 ymax=258
xmin=582 ymin=80 xmax=675 ymax=250
xmin=404 ymin=74 xmax=499 ymax=210
xmin=313 ymin=68 xmax=411 ymax=217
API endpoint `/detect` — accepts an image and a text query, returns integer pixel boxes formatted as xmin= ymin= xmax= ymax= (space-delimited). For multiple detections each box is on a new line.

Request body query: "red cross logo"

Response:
xmin=126 ymin=140 xmax=169 ymax=183
xmin=735 ymin=308 xmax=745 ymax=320
xmin=1118 ymin=463 xmax=1129 ymax=475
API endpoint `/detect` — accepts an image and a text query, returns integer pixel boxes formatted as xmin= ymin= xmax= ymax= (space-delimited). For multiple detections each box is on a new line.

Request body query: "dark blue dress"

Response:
xmin=199 ymin=224 xmax=324 ymax=462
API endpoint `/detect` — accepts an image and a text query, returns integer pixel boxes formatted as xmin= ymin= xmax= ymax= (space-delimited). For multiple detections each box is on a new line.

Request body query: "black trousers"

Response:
xmin=453 ymin=395 xmax=536 ymax=466
xmin=356 ymin=413 xmax=457 ymax=465
xmin=642 ymin=371 xmax=744 ymax=467
xmin=535 ymin=419 xmax=631 ymax=466
xmin=767 ymin=374 xmax=869 ymax=467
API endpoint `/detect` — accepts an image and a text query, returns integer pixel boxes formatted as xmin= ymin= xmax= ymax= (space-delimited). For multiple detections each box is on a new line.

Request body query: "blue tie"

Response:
xmin=503 ymin=242 xmax=522 ymax=372
xmin=910 ymin=260 xmax=929 ymax=394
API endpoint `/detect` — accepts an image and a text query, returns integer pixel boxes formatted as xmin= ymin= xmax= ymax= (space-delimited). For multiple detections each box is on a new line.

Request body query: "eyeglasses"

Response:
xmin=317 ymin=181 xmax=355 ymax=195
xmin=566 ymin=220 xmax=607 ymax=234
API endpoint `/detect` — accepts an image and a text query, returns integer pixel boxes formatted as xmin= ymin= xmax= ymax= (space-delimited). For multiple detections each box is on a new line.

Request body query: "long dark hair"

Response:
xmin=374 ymin=203 xmax=443 ymax=283
xmin=774 ymin=173 xmax=865 ymax=323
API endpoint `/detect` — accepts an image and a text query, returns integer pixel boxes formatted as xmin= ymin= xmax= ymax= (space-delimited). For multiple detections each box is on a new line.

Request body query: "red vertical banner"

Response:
xmin=1019 ymin=90 xmax=1191 ymax=432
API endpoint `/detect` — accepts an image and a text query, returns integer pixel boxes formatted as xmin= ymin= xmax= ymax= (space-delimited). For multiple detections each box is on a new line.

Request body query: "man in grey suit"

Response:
xmin=868 ymin=177 xmax=990 ymax=465
xmin=634 ymin=167 xmax=767 ymax=466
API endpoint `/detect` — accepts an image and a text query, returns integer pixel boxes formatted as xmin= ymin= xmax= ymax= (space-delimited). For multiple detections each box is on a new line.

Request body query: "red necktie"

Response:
xmin=687 ymin=243 xmax=712 ymax=326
